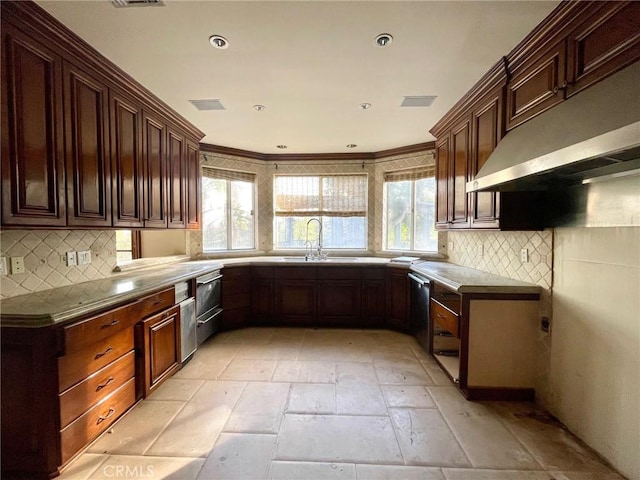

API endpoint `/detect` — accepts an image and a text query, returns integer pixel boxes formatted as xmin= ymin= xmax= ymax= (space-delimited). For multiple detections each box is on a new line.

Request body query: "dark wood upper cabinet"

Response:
xmin=435 ymin=119 xmax=470 ymax=229
xmin=450 ymin=120 xmax=471 ymax=227
xmin=1 ymin=24 xmax=66 ymax=227
xmin=506 ymin=39 xmax=567 ymax=130
xmin=566 ymin=1 xmax=640 ymax=97
xmin=64 ymin=63 xmax=111 ymax=227
xmin=111 ymin=91 xmax=144 ymax=228
xmin=186 ymin=140 xmax=201 ymax=229
xmin=143 ymin=112 xmax=167 ymax=228
xmin=470 ymin=89 xmax=502 ymax=228
xmin=435 ymin=137 xmax=450 ymax=228
xmin=167 ymin=128 xmax=186 ymax=229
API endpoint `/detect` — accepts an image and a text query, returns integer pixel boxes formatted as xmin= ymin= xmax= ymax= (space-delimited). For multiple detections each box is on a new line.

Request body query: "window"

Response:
xmin=274 ymin=175 xmax=367 ymax=249
xmin=115 ymin=230 xmax=141 ymax=262
xmin=202 ymin=168 xmax=256 ymax=251
xmin=383 ymin=167 xmax=437 ymax=252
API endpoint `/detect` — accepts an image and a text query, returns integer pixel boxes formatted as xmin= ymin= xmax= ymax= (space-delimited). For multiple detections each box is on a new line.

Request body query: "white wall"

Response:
xmin=140 ymin=230 xmax=187 ymax=257
xmin=550 ymin=227 xmax=640 ymax=480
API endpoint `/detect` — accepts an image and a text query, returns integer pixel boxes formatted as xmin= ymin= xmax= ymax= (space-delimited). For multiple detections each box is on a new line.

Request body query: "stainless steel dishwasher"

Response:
xmin=175 ymin=281 xmax=197 ymax=363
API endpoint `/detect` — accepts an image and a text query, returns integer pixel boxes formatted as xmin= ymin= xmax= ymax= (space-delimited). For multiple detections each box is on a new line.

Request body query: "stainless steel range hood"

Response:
xmin=467 ymin=61 xmax=640 ymax=192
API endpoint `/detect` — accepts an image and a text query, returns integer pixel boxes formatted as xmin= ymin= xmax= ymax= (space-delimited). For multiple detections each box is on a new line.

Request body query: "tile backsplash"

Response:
xmin=0 ymin=230 xmax=117 ymax=299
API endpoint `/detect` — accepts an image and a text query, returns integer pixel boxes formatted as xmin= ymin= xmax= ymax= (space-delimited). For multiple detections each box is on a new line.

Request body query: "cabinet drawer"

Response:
xmin=58 ymin=328 xmax=134 ymax=392
xmin=222 ymin=266 xmax=250 ymax=279
xmin=62 ymin=303 xmax=136 ymax=354
xmin=60 ymin=378 xmax=136 ymax=464
xmin=134 ymin=287 xmax=175 ymax=319
xmin=59 ymin=350 xmax=135 ymax=429
xmin=431 ymin=299 xmax=460 ymax=338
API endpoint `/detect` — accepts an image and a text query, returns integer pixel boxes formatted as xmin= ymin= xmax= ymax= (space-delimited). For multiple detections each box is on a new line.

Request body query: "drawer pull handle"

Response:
xmin=94 ymin=346 xmax=113 ymax=360
xmin=96 ymin=377 xmax=115 ymax=391
xmin=152 ymin=299 xmax=165 ymax=306
xmin=436 ymin=313 xmax=446 ymax=319
xmin=97 ymin=408 xmax=116 ymax=424
xmin=100 ymin=320 xmax=120 ymax=329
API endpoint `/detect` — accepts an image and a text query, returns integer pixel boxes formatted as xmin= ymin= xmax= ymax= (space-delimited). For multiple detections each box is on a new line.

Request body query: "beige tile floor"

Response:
xmin=59 ymin=328 xmax=626 ymax=480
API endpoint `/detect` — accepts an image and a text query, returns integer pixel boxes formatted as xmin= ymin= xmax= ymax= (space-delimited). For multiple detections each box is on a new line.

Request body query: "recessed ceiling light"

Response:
xmin=253 ymin=105 xmax=265 ymax=111
xmin=209 ymin=35 xmax=229 ymax=49
xmin=359 ymin=103 xmax=372 ymax=110
xmin=277 ymin=145 xmax=287 ymax=149
xmin=374 ymin=33 xmax=393 ymax=47
xmin=346 ymin=144 xmax=358 ymax=148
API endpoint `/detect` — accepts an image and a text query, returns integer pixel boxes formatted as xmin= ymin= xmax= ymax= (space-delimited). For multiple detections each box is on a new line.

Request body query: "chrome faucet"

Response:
xmin=305 ymin=218 xmax=326 ymax=260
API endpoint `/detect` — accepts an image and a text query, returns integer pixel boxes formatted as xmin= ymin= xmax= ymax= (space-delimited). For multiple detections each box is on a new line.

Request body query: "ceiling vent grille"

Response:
xmin=110 ymin=0 xmax=165 ymax=8
xmin=189 ymin=99 xmax=226 ymax=111
xmin=401 ymin=96 xmax=437 ymax=107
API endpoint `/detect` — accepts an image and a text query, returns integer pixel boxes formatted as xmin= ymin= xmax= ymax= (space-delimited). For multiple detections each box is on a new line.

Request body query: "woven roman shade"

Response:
xmin=274 ymin=175 xmax=367 ymax=217
xmin=202 ymin=167 xmax=255 ymax=183
xmin=384 ymin=166 xmax=435 ymax=182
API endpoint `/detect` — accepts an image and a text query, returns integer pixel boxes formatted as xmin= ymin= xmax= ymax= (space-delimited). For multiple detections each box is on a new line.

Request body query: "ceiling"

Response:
xmin=36 ymin=0 xmax=559 ymax=155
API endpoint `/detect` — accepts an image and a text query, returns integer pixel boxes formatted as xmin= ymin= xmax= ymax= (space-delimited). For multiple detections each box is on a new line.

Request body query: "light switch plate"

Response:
xmin=478 ymin=244 xmax=484 ymax=257
xmin=66 ymin=251 xmax=77 ymax=267
xmin=520 ymin=248 xmax=529 ymax=263
xmin=78 ymin=250 xmax=92 ymax=265
xmin=10 ymin=256 xmax=25 ymax=274
xmin=0 ymin=257 xmax=7 ymax=276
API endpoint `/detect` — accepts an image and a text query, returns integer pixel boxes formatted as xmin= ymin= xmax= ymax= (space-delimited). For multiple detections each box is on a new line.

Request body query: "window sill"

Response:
xmin=380 ymin=250 xmax=447 ymax=260
xmin=113 ymin=255 xmax=191 ymax=273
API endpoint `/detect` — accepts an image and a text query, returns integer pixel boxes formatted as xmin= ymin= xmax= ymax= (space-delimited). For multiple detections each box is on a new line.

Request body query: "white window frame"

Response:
xmin=202 ymin=168 xmax=257 ymax=252
xmin=382 ymin=168 xmax=437 ymax=253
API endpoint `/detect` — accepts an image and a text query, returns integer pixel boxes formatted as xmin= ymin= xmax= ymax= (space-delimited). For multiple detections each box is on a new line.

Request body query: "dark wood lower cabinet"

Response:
xmin=221 ymin=266 xmax=251 ymax=330
xmin=251 ymin=267 xmax=274 ymax=325
xmin=386 ymin=267 xmax=411 ymax=332
xmin=135 ymin=305 xmax=181 ymax=398
xmin=317 ymin=280 xmax=361 ymax=326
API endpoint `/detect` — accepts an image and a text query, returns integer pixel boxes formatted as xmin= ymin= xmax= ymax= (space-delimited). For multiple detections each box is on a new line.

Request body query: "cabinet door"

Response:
xmin=167 ymin=128 xmax=186 ymax=228
xmin=143 ymin=112 xmax=167 ymax=228
xmin=450 ymin=120 xmax=471 ymax=228
xmin=275 ymin=280 xmax=316 ymax=325
xmin=470 ymin=90 xmax=502 ymax=228
xmin=386 ymin=268 xmax=410 ymax=331
xmin=111 ymin=91 xmax=143 ymax=227
xmin=317 ymin=280 xmax=361 ymax=326
xmin=506 ymin=40 xmax=567 ymax=130
xmin=251 ymin=267 xmax=274 ymax=325
xmin=567 ymin=1 xmax=640 ymax=97
xmin=1 ymin=25 xmax=65 ymax=227
xmin=185 ymin=140 xmax=201 ymax=229
xmin=137 ymin=305 xmax=181 ymax=398
xmin=434 ymin=136 xmax=450 ymax=228
xmin=361 ymin=279 xmax=385 ymax=327
xmin=64 ymin=63 xmax=111 ymax=227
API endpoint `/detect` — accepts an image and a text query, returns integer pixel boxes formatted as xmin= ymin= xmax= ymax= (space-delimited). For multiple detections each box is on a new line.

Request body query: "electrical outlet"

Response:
xmin=77 ymin=250 xmax=92 ymax=265
xmin=10 ymin=256 xmax=25 ymax=274
xmin=66 ymin=251 xmax=77 ymax=267
xmin=478 ymin=244 xmax=484 ymax=257
xmin=448 ymin=241 xmax=454 ymax=252
xmin=520 ymin=248 xmax=529 ymax=263
xmin=0 ymin=257 xmax=7 ymax=276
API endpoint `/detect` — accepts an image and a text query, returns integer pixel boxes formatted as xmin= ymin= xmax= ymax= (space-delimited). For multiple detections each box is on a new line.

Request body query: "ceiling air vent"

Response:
xmin=189 ymin=99 xmax=225 ymax=111
xmin=110 ymin=0 xmax=165 ymax=8
xmin=401 ymin=96 xmax=437 ymax=107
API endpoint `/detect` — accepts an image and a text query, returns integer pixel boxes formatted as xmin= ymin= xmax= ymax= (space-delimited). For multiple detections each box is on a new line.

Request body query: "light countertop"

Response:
xmin=0 ymin=256 xmax=540 ymax=328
